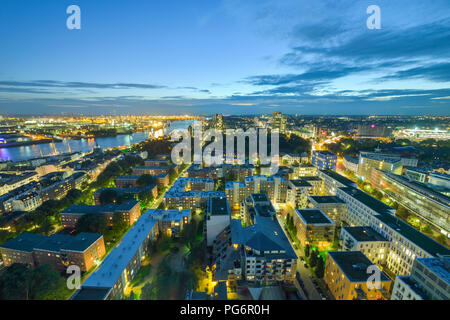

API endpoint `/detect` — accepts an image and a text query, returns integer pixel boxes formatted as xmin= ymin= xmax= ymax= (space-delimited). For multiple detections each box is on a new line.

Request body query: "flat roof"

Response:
xmin=295 ymin=209 xmax=334 ymax=225
xmin=254 ymin=204 xmax=275 ymax=217
xmin=338 ymin=187 xmax=394 ymax=215
xmin=313 ymin=150 xmax=337 ymax=157
xmin=290 ymin=179 xmax=312 ymax=188
xmin=376 ymin=213 xmax=450 ymax=257
xmin=71 ymin=287 xmax=111 ymax=300
xmin=416 ymin=256 xmax=450 ymax=285
xmin=302 ymin=176 xmax=322 ymax=182
xmin=81 ymin=212 xmax=158 ymax=290
xmin=0 ymin=232 xmax=46 ymax=252
xmin=251 ymin=193 xmax=270 ymax=203
xmin=61 ymin=200 xmax=139 ymax=215
xmin=309 ymin=196 xmax=345 ymax=204
xmin=209 ymin=196 xmax=230 ymax=216
xmin=341 ymin=226 xmax=388 ymax=242
xmin=0 ymin=232 xmax=102 ymax=253
xmin=328 ymin=251 xmax=390 ymax=283
xmin=319 ymin=170 xmax=356 ymax=187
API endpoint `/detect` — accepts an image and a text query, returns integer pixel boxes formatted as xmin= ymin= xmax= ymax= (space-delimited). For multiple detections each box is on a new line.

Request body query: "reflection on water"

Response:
xmin=0 ymin=120 xmax=197 ymax=162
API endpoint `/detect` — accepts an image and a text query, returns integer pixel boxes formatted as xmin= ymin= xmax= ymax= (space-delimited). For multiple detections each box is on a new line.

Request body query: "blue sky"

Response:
xmin=0 ymin=0 xmax=449 ymax=115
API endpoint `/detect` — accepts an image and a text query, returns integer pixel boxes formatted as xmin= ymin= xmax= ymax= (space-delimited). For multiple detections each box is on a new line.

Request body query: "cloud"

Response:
xmin=0 ymin=80 xmax=166 ymax=90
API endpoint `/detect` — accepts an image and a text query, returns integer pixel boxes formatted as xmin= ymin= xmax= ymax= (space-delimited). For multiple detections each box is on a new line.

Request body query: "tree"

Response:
xmin=0 ymin=263 xmax=67 ymax=300
xmin=316 ymin=256 xmax=325 ymax=278
xmin=99 ymin=189 xmax=120 ymax=205
xmin=436 ymin=234 xmax=448 ymax=246
xmin=310 ymin=250 xmax=318 ymax=268
xmin=421 ymin=224 xmax=433 ymax=235
xmin=112 ymin=212 xmax=128 ymax=234
xmin=168 ymin=168 xmax=177 ymax=183
xmin=138 ymin=190 xmax=154 ymax=206
xmin=136 ymin=174 xmax=155 ymax=188
xmin=304 ymin=244 xmax=310 ymax=258
xmin=75 ymin=214 xmax=108 ymax=234
xmin=395 ymin=206 xmax=409 ymax=220
xmin=140 ymin=282 xmax=157 ymax=300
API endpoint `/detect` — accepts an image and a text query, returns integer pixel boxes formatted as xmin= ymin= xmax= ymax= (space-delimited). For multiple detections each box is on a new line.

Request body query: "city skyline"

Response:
xmin=0 ymin=0 xmax=450 ymax=116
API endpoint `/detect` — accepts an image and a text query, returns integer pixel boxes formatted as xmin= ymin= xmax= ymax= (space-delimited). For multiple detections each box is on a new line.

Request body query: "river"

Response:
xmin=0 ymin=120 xmax=196 ymax=162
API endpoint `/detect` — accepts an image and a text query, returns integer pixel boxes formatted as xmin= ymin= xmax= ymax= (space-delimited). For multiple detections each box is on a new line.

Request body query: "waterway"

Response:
xmin=0 ymin=120 xmax=196 ymax=162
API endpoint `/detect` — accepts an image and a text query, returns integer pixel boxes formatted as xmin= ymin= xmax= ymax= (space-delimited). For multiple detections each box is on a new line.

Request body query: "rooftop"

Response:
xmin=338 ymin=187 xmax=395 ymax=215
xmin=81 ymin=211 xmax=158 ymax=290
xmin=360 ymin=153 xmax=401 ymax=163
xmin=208 ymin=196 xmax=230 ymax=216
xmin=313 ymin=150 xmax=337 ymax=157
xmin=61 ymin=201 xmax=139 ymax=215
xmin=328 ymin=251 xmax=390 ymax=283
xmin=230 ymin=217 xmax=297 ymax=260
xmin=0 ymin=232 xmax=103 ymax=253
xmin=416 ymin=256 xmax=450 ymax=285
xmin=290 ymin=179 xmax=312 ymax=188
xmin=341 ymin=226 xmax=388 ymax=242
xmin=295 ymin=208 xmax=335 ymax=225
xmin=376 ymin=213 xmax=450 ymax=257
xmin=309 ymin=195 xmax=345 ymax=204
xmin=251 ymin=193 xmax=270 ymax=203
xmin=319 ymin=170 xmax=357 ymax=187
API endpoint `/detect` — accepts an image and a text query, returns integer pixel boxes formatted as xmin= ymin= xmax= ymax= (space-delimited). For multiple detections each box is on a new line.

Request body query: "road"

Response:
xmin=276 ymin=214 xmax=325 ymax=300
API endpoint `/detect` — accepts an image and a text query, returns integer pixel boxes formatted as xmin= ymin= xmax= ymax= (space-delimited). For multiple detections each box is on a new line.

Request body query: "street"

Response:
xmin=276 ymin=214 xmax=325 ymax=300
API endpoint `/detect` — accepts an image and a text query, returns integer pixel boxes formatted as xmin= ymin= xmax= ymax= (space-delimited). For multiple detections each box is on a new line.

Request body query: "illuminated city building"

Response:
xmin=324 ymin=251 xmax=392 ymax=300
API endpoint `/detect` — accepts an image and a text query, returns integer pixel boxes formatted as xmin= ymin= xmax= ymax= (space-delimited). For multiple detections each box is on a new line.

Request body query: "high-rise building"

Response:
xmin=212 ymin=114 xmax=224 ymax=131
xmin=312 ymin=151 xmax=338 ymax=171
xmin=272 ymin=112 xmax=287 ymax=133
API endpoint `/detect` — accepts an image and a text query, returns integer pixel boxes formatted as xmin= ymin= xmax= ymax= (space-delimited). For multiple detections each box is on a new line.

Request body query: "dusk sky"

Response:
xmin=0 ymin=0 xmax=449 ymax=115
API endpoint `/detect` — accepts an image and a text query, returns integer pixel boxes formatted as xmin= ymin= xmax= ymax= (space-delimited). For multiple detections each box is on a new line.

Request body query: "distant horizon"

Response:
xmin=1 ymin=112 xmax=450 ymax=117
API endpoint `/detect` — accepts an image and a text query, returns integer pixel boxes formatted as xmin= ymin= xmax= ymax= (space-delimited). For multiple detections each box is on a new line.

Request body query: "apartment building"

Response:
xmin=301 ymin=176 xmax=323 ymax=195
xmin=144 ymin=159 xmax=171 ymax=167
xmin=307 ymin=195 xmax=347 ymax=226
xmin=225 ymin=175 xmax=289 ymax=210
xmin=293 ymin=208 xmax=335 ymax=250
xmin=339 ymin=226 xmax=390 ymax=265
xmin=336 ymin=186 xmax=450 ymax=276
xmin=187 ymin=163 xmax=218 ymax=179
xmin=311 ymin=150 xmax=337 ymax=171
xmin=228 ymin=194 xmax=297 ymax=284
xmin=317 ymin=169 xmax=357 ymax=196
xmin=324 ymin=251 xmax=392 ymax=300
xmin=163 ymin=177 xmax=221 ymax=209
xmin=280 ymin=152 xmax=309 ymax=166
xmin=391 ymin=255 xmax=449 ymax=300
xmin=72 ymin=212 xmax=159 ymax=300
xmin=286 ymin=179 xmax=313 ymax=209
xmin=94 ymin=185 xmax=158 ymax=205
xmin=218 ymin=163 xmax=255 ymax=181
xmin=0 ymin=232 xmax=105 ymax=272
xmin=205 ymin=196 xmax=231 ymax=247
xmin=357 ymin=152 xmax=403 ymax=181
xmin=132 ymin=164 xmax=177 ymax=176
xmin=288 ymin=163 xmax=316 ymax=180
xmin=116 ymin=173 xmax=169 ymax=188
xmin=60 ymin=200 xmax=141 ymax=229
xmin=343 ymin=156 xmax=359 ymax=173
xmin=146 ymin=208 xmax=191 ymax=238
